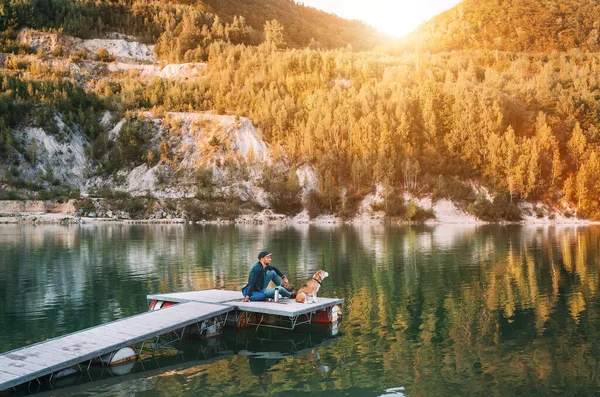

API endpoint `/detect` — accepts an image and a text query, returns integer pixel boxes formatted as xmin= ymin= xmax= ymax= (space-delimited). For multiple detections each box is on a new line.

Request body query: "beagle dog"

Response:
xmin=295 ymin=270 xmax=329 ymax=303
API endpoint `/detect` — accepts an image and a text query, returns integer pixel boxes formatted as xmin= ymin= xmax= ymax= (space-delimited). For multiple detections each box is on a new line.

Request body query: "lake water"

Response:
xmin=1 ymin=224 xmax=600 ymax=396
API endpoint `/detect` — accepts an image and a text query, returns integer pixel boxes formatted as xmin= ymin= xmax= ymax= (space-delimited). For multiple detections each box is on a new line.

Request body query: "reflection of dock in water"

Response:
xmin=234 ymin=323 xmax=339 ymax=359
xmin=233 ymin=324 xmax=339 ymax=380
xmin=29 ymin=337 xmax=235 ymax=397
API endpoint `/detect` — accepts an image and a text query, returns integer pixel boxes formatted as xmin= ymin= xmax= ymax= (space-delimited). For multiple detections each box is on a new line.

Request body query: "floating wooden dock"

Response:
xmin=148 ymin=289 xmax=344 ymax=330
xmin=0 ymin=302 xmax=230 ymax=391
xmin=1 ymin=289 xmax=343 ymax=391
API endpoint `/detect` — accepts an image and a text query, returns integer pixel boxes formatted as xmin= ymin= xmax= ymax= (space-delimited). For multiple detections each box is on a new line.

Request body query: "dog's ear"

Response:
xmin=314 ymin=270 xmax=324 ymax=281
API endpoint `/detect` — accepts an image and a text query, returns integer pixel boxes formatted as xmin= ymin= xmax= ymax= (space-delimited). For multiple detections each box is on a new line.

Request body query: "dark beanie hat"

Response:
xmin=258 ymin=251 xmax=272 ymax=260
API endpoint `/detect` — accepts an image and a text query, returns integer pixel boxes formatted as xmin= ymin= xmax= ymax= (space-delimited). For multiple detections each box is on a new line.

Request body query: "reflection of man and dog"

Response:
xmin=192 ymin=325 xmax=337 ymax=388
xmin=238 ymin=327 xmax=335 ymax=389
xmin=241 ymin=250 xmax=329 ymax=303
xmin=239 ymin=250 xmax=335 ymax=387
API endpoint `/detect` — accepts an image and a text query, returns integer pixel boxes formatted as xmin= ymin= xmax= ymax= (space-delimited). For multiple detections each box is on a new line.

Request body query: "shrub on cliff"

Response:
xmin=183 ymin=198 xmax=241 ymax=221
xmin=305 ymin=191 xmax=325 ymax=219
xmin=102 ymin=116 xmax=155 ymax=173
xmin=404 ymin=201 xmax=435 ymax=222
xmin=469 ymin=194 xmax=521 ymax=222
xmin=95 ymin=48 xmax=115 ymax=62
xmin=262 ymin=167 xmax=303 ymax=215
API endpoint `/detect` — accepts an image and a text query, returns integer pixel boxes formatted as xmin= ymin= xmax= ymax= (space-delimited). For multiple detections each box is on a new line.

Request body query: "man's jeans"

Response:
xmin=242 ymin=270 xmax=291 ymax=301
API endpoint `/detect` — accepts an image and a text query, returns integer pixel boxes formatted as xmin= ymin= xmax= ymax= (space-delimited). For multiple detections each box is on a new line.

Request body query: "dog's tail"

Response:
xmin=295 ymin=291 xmax=306 ymax=303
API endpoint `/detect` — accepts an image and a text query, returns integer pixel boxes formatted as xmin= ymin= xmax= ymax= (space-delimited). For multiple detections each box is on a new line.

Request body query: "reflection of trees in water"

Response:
xmin=332 ymin=225 xmax=600 ymax=395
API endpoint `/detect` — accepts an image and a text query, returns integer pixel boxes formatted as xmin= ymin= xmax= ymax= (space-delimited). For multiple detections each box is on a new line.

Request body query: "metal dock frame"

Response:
xmin=241 ymin=309 xmax=314 ymax=330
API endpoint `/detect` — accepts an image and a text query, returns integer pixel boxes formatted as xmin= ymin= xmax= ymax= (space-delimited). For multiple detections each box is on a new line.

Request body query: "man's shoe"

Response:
xmin=285 ymin=286 xmax=296 ymax=299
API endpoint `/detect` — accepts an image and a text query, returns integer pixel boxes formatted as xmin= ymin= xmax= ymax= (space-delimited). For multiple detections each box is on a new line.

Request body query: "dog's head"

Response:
xmin=313 ymin=270 xmax=329 ymax=282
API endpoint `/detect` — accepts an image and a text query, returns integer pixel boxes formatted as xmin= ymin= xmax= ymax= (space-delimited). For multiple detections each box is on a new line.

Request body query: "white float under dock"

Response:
xmin=0 ymin=302 xmax=231 ymax=391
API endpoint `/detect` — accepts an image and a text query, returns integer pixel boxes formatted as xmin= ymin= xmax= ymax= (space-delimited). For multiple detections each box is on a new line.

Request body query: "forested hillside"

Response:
xmin=401 ymin=0 xmax=600 ymax=53
xmin=201 ymin=0 xmax=389 ymax=50
xmin=1 ymin=0 xmax=600 ymax=221
xmin=0 ymin=0 xmax=388 ymax=53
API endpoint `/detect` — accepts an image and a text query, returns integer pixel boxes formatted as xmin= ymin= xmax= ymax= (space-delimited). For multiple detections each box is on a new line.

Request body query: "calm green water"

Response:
xmin=1 ymin=224 xmax=600 ymax=396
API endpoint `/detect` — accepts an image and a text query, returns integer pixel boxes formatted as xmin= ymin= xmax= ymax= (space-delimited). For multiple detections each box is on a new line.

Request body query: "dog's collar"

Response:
xmin=312 ymin=277 xmax=321 ymax=284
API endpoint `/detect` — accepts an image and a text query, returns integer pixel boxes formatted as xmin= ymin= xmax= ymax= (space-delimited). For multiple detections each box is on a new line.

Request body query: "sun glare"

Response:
xmin=299 ymin=0 xmax=463 ymax=38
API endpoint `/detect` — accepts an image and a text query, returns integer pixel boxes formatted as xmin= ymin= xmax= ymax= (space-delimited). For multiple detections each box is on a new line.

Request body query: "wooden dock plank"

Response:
xmin=1 ymin=363 xmax=40 ymax=376
xmin=101 ymin=322 xmax=159 ymax=334
xmin=0 ymin=302 xmax=232 ymax=390
xmin=0 ymin=367 xmax=31 ymax=379
xmin=66 ymin=332 xmax=132 ymax=346
xmin=11 ymin=346 xmax=84 ymax=365
xmin=146 ymin=289 xmax=344 ymax=317
xmin=0 ymin=359 xmax=49 ymax=381
xmin=148 ymin=289 xmax=242 ymax=304
xmin=4 ymin=351 xmax=65 ymax=369
xmin=5 ymin=360 xmax=47 ymax=373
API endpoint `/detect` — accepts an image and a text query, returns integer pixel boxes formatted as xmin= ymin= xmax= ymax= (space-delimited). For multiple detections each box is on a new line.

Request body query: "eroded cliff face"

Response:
xmin=85 ymin=111 xmax=278 ymax=205
xmin=6 ymin=110 xmax=280 ymax=198
xmin=10 ymin=115 xmax=88 ymax=187
xmin=16 ymin=28 xmax=155 ymax=63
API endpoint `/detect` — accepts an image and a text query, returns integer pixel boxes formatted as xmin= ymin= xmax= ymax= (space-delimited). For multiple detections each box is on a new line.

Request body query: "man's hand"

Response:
xmin=282 ymin=276 xmax=289 ymax=287
xmin=242 ymin=296 xmax=250 ymax=302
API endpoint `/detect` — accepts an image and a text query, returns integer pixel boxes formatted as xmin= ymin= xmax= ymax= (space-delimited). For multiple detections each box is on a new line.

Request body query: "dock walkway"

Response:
xmin=0 ymin=301 xmax=231 ymax=391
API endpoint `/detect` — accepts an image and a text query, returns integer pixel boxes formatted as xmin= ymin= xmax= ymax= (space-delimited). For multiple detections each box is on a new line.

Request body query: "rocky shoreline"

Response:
xmin=0 ymin=199 xmax=595 ymax=226
xmin=0 ymin=210 xmax=594 ymax=226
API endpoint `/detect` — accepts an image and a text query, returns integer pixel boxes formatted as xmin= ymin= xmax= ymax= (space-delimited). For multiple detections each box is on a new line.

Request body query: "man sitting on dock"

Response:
xmin=242 ymin=251 xmax=294 ymax=302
